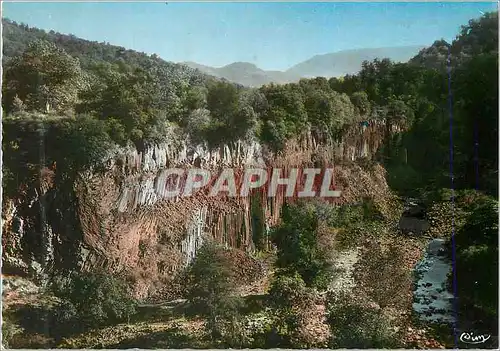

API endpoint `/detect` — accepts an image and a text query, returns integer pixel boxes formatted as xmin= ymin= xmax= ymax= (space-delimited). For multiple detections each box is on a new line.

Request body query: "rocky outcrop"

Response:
xmin=2 ymin=119 xmax=391 ymax=299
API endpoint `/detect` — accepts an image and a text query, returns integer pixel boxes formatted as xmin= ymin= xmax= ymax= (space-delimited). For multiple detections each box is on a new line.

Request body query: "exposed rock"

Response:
xmin=3 ymin=121 xmax=394 ymax=299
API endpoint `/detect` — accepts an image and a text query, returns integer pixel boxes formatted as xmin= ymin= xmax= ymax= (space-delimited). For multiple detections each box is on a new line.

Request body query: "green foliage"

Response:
xmin=50 ymin=271 xmax=137 ymax=327
xmin=1 ymin=315 xmax=22 ymax=349
xmin=271 ymin=202 xmax=334 ymax=289
xmin=105 ymin=117 xmax=128 ymax=146
xmin=336 ymin=221 xmax=386 ymax=251
xmin=50 ymin=116 xmax=113 ymax=178
xmin=203 ymin=81 xmax=259 ymax=148
xmin=185 ymin=242 xmax=237 ymax=315
xmin=326 ymin=292 xmax=402 ymax=348
xmin=321 ymin=198 xmax=386 ymax=250
xmin=2 ymin=12 xmax=498 ymax=163
xmin=452 ymin=52 xmax=498 ymax=195
xmin=386 ymin=164 xmax=426 ymax=196
xmin=2 ymin=113 xmax=113 ymax=202
xmin=410 ymin=39 xmax=451 ymax=70
xmin=454 ymin=197 xmax=498 ymax=316
xmin=385 ymin=12 xmax=498 ymax=196
xmin=184 ymin=242 xmax=245 ymax=345
xmin=452 ymin=11 xmax=498 ymax=61
xmin=259 ymin=83 xmax=309 ymax=150
xmin=351 ymin=91 xmax=371 ymax=116
xmin=356 ymin=242 xmax=411 ymax=309
xmin=266 ymin=272 xmax=317 ymax=348
xmin=2 ymin=39 xmax=84 ymax=114
xmin=250 ymin=193 xmax=267 ymax=251
xmin=2 ymin=19 xmax=217 ymax=146
xmin=268 ymin=271 xmax=309 ymax=311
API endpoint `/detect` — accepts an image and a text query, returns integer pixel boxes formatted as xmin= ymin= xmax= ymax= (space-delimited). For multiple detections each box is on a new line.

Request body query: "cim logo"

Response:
xmin=459 ymin=332 xmax=491 ymax=345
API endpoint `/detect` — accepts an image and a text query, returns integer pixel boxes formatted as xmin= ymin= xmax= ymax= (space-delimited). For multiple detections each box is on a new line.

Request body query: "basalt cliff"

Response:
xmin=2 ymin=119 xmax=396 ymax=299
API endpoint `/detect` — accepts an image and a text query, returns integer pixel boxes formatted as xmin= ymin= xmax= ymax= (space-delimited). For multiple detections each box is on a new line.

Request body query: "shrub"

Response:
xmin=266 ymin=271 xmax=317 ymax=348
xmin=48 ymin=115 xmax=113 ymax=178
xmin=184 ymin=242 xmax=245 ymax=346
xmin=50 ymin=271 xmax=137 ymax=328
xmin=271 ymin=202 xmax=335 ymax=290
xmin=326 ymin=199 xmax=388 ymax=250
xmin=356 ymin=242 xmax=411 ymax=310
xmin=105 ymin=117 xmax=128 ymax=146
xmin=326 ymin=292 xmax=402 ymax=348
xmin=386 ymin=164 xmax=425 ymax=197
xmin=454 ymin=197 xmax=498 ymax=317
xmin=1 ymin=315 xmax=22 ymax=349
xmin=268 ymin=271 xmax=311 ymax=310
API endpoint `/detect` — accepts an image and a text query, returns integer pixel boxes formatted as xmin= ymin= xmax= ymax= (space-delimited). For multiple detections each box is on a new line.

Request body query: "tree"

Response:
xmin=326 ymin=292 xmax=401 ymax=348
xmin=266 ymin=272 xmax=317 ymax=348
xmin=184 ymin=242 xmax=245 ymax=345
xmin=451 ymin=11 xmax=498 ymax=63
xmin=303 ymin=86 xmax=356 ymax=142
xmin=271 ymin=202 xmax=334 ymax=289
xmin=50 ymin=271 xmax=137 ymax=328
xmin=203 ymin=81 xmax=258 ymax=147
xmin=184 ymin=85 xmax=208 ymax=111
xmin=3 ymin=39 xmax=84 ymax=114
xmin=454 ymin=196 xmax=498 ymax=317
xmin=76 ymin=63 xmax=160 ymax=143
xmin=49 ymin=115 xmax=113 ymax=179
xmin=350 ymin=91 xmax=371 ymax=117
xmin=452 ymin=53 xmax=498 ymax=194
xmin=259 ymin=83 xmax=309 ymax=150
xmin=409 ymin=39 xmax=451 ymax=70
xmin=184 ymin=108 xmax=212 ymax=144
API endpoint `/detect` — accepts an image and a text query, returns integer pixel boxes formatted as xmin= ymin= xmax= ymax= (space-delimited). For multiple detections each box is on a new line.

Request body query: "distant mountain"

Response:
xmin=286 ymin=46 xmax=425 ymax=78
xmin=182 ymin=61 xmax=297 ymax=87
xmin=183 ymin=46 xmax=424 ymax=87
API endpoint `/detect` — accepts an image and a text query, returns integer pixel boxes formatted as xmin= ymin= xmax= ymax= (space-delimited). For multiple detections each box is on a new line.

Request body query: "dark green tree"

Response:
xmin=271 ymin=202 xmax=333 ymax=289
xmin=184 ymin=242 xmax=245 ymax=345
xmin=2 ymin=39 xmax=84 ymax=114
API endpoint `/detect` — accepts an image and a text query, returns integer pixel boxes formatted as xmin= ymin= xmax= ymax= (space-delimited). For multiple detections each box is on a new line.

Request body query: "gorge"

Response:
xmin=2 ymin=117 xmax=390 ymax=299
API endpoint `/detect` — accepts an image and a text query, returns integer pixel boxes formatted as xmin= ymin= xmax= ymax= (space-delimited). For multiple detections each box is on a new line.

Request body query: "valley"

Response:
xmin=1 ymin=9 xmax=498 ymax=349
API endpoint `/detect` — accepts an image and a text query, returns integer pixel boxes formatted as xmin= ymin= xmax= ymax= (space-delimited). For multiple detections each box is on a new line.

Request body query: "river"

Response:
xmin=413 ymin=238 xmax=456 ymax=324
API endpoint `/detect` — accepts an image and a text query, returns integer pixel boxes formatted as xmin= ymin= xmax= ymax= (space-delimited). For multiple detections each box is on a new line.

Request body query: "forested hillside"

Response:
xmin=3 ymin=13 xmax=497 ymax=188
xmin=330 ymin=11 xmax=498 ymax=196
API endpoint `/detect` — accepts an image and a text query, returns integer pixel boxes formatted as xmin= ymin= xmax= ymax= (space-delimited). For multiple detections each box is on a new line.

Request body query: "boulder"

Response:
xmin=399 ymin=216 xmax=431 ymax=235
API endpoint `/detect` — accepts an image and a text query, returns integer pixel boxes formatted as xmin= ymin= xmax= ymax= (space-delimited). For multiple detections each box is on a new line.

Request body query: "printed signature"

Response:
xmin=459 ymin=332 xmax=491 ymax=344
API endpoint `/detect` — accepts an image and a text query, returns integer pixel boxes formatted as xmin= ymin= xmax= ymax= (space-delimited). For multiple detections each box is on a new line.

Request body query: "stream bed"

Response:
xmin=413 ymin=238 xmax=456 ymax=324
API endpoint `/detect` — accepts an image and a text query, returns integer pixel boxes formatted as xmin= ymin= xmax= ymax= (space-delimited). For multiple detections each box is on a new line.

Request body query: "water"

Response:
xmin=413 ymin=238 xmax=456 ymax=324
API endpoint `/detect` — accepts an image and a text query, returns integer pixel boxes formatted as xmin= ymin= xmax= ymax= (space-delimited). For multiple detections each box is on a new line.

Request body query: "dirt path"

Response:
xmin=328 ymin=247 xmax=360 ymax=294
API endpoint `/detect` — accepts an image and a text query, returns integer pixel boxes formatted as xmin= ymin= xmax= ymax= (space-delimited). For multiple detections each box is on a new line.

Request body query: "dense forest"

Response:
xmin=2 ymin=13 xmax=498 ymax=195
xmin=1 ymin=11 xmax=498 ymax=349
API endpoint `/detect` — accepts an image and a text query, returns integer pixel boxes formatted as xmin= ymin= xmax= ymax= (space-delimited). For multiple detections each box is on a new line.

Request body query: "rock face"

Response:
xmin=2 ymin=119 xmax=391 ymax=299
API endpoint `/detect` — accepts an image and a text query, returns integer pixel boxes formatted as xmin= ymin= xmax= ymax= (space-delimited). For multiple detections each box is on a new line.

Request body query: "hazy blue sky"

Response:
xmin=2 ymin=1 xmax=497 ymax=71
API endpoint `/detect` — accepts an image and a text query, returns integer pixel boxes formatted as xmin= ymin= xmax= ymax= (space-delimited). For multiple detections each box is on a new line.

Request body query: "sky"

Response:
xmin=2 ymin=1 xmax=498 ymax=71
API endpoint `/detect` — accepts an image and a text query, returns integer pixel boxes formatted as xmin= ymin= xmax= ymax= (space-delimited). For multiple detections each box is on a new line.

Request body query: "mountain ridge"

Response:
xmin=182 ymin=45 xmax=425 ymax=87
